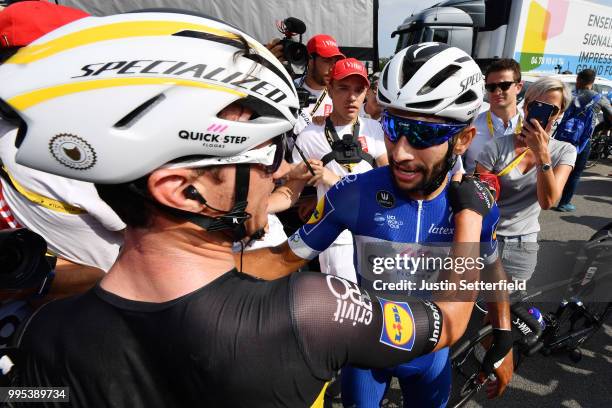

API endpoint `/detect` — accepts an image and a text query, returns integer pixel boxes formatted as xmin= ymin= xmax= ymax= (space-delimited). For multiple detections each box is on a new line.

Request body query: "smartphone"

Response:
xmin=526 ymin=100 xmax=556 ymax=130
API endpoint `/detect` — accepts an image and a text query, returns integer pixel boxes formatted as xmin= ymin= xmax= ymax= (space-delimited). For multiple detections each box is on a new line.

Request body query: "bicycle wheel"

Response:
xmin=586 ymin=134 xmax=605 ymax=168
xmin=545 ymin=302 xmax=611 ymax=352
xmin=449 ymin=325 xmax=493 ymax=408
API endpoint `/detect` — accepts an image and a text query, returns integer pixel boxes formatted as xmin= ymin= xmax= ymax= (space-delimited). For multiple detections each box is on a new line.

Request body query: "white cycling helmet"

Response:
xmin=0 ymin=11 xmax=299 ymax=184
xmin=378 ymin=42 xmax=483 ymax=123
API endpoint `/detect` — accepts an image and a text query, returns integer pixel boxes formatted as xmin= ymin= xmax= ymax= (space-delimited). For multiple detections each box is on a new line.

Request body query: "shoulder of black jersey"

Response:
xmin=12 ymin=291 xmax=94 ymax=349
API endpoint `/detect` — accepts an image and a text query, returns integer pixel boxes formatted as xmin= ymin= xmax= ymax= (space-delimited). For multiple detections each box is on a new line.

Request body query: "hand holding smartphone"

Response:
xmin=525 ymin=100 xmax=557 ymax=130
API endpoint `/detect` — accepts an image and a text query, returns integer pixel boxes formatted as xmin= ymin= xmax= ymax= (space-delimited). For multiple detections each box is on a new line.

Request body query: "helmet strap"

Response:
xmin=421 ymin=138 xmax=457 ymax=195
xmin=128 ymin=164 xmax=253 ymax=242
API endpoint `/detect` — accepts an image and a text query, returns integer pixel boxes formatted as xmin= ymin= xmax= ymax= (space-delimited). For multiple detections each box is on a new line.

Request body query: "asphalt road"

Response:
xmin=329 ymin=160 xmax=612 ymax=408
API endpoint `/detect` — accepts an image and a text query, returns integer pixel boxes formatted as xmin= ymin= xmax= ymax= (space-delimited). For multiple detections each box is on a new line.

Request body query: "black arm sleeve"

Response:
xmin=289 ymin=272 xmax=443 ymax=380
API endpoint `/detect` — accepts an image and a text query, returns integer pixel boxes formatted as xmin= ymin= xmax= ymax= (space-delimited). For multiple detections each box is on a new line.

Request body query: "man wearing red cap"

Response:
xmin=292 ymin=58 xmax=388 ymax=281
xmin=293 ymin=34 xmax=345 ymax=133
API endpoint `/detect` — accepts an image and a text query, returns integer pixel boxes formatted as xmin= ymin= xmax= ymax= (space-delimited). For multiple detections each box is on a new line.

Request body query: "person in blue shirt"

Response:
xmin=244 ymin=43 xmax=514 ymax=407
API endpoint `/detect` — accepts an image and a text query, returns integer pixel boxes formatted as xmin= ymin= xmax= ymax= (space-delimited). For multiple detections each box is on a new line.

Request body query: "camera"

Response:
xmin=0 ymin=228 xmax=51 ymax=292
xmin=332 ymin=134 xmax=361 ymax=164
xmin=297 ymin=88 xmax=317 ymax=109
xmin=276 ymin=17 xmax=308 ymax=77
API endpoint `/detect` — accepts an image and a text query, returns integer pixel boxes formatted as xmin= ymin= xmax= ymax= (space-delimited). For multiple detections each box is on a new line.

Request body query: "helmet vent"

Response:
xmin=242 ymin=53 xmax=293 ymax=92
xmin=221 ymin=95 xmax=284 ymax=120
xmin=417 ymin=65 xmax=461 ymax=95
xmin=405 ymin=99 xmax=442 ymax=110
xmin=114 ymin=94 xmax=165 ymax=129
xmin=378 ymin=89 xmax=390 ymax=104
xmin=454 ymin=90 xmax=477 ymax=105
xmin=401 ymin=61 xmax=427 ymax=88
xmin=381 ymin=63 xmax=390 ymax=90
xmin=173 ymin=30 xmax=245 ymax=50
xmin=0 ymin=98 xmax=21 ymax=126
xmin=173 ymin=30 xmax=293 ymax=93
xmin=455 ymin=56 xmax=471 ymax=63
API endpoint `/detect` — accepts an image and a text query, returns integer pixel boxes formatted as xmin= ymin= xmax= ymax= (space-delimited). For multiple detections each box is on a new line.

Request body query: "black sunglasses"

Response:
xmin=485 ymin=81 xmax=518 ymax=92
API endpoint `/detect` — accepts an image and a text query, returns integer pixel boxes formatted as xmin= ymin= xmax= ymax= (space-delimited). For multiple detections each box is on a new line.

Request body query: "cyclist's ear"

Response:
xmin=147 ymin=168 xmax=205 ymax=213
xmin=452 ymin=125 xmax=476 ymax=155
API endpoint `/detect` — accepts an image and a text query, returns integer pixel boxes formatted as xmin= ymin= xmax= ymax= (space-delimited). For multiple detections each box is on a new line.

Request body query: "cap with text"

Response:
xmin=306 ymin=34 xmax=345 ymax=58
xmin=331 ymin=58 xmax=369 ymax=87
xmin=0 ymin=1 xmax=89 ymax=48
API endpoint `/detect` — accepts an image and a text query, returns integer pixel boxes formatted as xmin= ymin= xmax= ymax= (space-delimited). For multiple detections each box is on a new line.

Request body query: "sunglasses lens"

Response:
xmin=485 ymin=81 xmax=515 ymax=92
xmin=382 ymin=113 xmax=466 ymax=149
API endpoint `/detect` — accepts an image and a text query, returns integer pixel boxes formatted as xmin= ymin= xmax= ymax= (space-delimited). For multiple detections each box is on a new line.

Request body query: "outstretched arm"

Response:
xmin=237 ymin=241 xmax=308 ymax=280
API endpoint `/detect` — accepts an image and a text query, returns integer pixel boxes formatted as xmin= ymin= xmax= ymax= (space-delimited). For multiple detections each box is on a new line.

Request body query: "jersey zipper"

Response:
xmin=415 ymin=200 xmax=423 ymax=243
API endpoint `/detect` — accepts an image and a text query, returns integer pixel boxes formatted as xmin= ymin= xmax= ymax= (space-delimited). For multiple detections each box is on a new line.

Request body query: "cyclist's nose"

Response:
xmin=391 ymin=137 xmax=416 ymax=162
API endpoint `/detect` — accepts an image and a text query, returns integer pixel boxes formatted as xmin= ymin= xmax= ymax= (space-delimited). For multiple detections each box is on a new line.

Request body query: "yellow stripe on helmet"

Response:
xmin=7 ymin=20 xmax=262 ymax=64
xmin=8 ymin=77 xmax=246 ymax=111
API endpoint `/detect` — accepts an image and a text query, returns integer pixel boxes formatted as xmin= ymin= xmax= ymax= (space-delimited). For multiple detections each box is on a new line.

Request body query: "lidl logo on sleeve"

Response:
xmin=303 ymin=195 xmax=335 ymax=235
xmin=378 ymin=298 xmax=416 ymax=351
xmin=307 ymin=197 xmax=326 ymax=224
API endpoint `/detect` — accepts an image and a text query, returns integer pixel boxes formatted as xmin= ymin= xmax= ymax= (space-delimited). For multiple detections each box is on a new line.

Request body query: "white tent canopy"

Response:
xmin=57 ymin=0 xmax=379 ymax=62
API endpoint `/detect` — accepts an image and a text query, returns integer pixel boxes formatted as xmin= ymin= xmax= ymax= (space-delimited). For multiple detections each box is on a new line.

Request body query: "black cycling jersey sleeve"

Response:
xmin=289 ymin=272 xmax=442 ymax=380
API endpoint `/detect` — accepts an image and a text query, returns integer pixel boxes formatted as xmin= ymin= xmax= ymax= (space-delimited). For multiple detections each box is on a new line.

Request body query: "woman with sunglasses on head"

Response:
xmin=475 ymin=77 xmax=576 ymax=283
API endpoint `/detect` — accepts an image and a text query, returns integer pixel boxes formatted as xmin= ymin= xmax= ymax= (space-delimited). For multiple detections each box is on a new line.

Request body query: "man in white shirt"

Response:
xmin=465 ymin=59 xmax=524 ymax=172
xmin=293 ymin=34 xmax=345 ymax=134
xmin=292 ymin=58 xmax=388 ymax=281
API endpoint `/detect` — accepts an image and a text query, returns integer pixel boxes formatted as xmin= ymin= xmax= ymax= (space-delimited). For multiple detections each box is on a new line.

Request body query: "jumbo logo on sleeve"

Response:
xmin=377 ymin=298 xmax=416 ymax=351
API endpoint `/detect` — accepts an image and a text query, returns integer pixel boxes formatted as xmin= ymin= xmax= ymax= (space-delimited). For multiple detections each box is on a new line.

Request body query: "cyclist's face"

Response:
xmin=384 ymin=110 xmax=472 ymax=195
xmin=190 ymin=104 xmax=281 ymax=237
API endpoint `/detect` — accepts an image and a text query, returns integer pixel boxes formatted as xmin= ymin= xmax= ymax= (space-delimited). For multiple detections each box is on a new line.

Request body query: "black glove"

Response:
xmin=449 ymin=175 xmax=495 ymax=217
xmin=481 ymin=328 xmax=513 ymax=375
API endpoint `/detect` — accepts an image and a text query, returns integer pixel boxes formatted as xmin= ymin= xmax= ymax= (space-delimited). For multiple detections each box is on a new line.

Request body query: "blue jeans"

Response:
xmin=559 ymin=139 xmax=590 ymax=206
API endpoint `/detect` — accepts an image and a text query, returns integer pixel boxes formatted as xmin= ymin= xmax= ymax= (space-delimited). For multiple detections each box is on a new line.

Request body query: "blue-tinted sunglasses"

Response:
xmin=381 ymin=111 xmax=468 ymax=149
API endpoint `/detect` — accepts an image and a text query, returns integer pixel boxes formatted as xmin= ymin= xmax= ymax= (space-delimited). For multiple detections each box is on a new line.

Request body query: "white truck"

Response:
xmin=393 ymin=0 xmax=612 ymax=79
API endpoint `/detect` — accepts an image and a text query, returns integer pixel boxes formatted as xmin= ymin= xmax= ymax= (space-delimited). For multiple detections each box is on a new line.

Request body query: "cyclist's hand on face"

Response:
xmin=449 ymin=173 xmax=495 ymax=218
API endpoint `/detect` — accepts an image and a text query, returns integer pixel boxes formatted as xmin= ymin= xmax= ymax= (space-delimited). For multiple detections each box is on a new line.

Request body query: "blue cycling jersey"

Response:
xmin=289 ymin=166 xmax=499 ymax=291
xmin=288 ymin=166 xmax=500 ymax=408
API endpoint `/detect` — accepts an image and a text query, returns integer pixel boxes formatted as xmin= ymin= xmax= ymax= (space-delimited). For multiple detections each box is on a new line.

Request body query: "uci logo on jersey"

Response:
xmin=378 ymin=298 xmax=416 ymax=351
